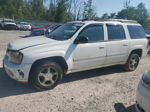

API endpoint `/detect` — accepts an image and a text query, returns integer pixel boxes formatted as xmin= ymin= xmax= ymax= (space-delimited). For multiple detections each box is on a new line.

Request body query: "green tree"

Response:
xmin=55 ymin=0 xmax=69 ymax=23
xmin=109 ymin=13 xmax=116 ymax=19
xmin=0 ymin=0 xmax=98 ymax=22
xmin=83 ymin=0 xmax=96 ymax=20
xmin=30 ymin=0 xmax=46 ymax=20
xmin=137 ymin=3 xmax=149 ymax=27
xmin=117 ymin=7 xmax=139 ymax=20
xmin=116 ymin=2 xmax=150 ymax=28
xmin=101 ymin=13 xmax=109 ymax=19
xmin=46 ymin=0 xmax=57 ymax=22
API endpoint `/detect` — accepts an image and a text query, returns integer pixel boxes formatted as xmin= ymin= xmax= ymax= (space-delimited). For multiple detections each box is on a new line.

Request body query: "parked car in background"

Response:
xmin=45 ymin=24 xmax=62 ymax=35
xmin=30 ymin=28 xmax=46 ymax=36
xmin=145 ymin=29 xmax=150 ymax=39
xmin=31 ymin=24 xmax=46 ymax=30
xmin=0 ymin=19 xmax=2 ymax=29
xmin=31 ymin=24 xmax=62 ymax=36
xmin=44 ymin=23 xmax=53 ymax=28
xmin=1 ymin=19 xmax=17 ymax=30
xmin=136 ymin=69 xmax=150 ymax=112
xmin=145 ymin=29 xmax=150 ymax=34
xmin=3 ymin=19 xmax=148 ymax=90
xmin=147 ymin=35 xmax=150 ymax=51
xmin=145 ymin=29 xmax=150 ymax=50
xmin=17 ymin=22 xmax=31 ymax=31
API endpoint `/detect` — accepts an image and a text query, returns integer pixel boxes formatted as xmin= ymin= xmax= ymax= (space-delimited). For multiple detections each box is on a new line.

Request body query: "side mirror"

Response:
xmin=74 ymin=35 xmax=89 ymax=44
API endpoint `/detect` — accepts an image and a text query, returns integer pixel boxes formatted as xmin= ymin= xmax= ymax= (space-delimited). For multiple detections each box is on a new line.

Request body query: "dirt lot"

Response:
xmin=0 ymin=30 xmax=150 ymax=112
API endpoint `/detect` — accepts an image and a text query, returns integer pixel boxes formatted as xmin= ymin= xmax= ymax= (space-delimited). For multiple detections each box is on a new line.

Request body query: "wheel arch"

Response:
xmin=28 ymin=56 xmax=68 ymax=81
xmin=130 ymin=49 xmax=143 ymax=58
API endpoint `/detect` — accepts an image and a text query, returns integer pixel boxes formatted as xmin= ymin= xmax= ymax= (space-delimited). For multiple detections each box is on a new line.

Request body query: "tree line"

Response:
xmin=0 ymin=0 xmax=96 ymax=23
xmin=0 ymin=0 xmax=150 ymax=28
xmin=101 ymin=1 xmax=150 ymax=29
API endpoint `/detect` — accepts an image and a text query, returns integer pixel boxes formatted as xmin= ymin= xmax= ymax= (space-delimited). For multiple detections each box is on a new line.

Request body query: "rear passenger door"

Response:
xmin=105 ymin=24 xmax=130 ymax=64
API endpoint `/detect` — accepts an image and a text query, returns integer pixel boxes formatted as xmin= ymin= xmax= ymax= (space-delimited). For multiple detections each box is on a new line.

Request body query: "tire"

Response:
xmin=123 ymin=53 xmax=140 ymax=71
xmin=29 ymin=60 xmax=63 ymax=90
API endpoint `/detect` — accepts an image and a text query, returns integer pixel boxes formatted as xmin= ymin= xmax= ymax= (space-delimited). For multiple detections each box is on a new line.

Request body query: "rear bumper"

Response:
xmin=3 ymin=56 xmax=32 ymax=83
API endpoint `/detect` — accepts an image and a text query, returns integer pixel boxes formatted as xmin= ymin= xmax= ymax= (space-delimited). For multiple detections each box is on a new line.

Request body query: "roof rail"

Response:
xmin=98 ymin=19 xmax=138 ymax=24
xmin=82 ymin=18 xmax=138 ymax=24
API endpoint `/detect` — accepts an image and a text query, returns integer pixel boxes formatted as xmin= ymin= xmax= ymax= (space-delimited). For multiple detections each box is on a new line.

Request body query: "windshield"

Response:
xmin=48 ymin=23 xmax=84 ymax=40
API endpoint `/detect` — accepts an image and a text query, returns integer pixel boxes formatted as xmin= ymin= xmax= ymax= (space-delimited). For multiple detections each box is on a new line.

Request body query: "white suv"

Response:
xmin=1 ymin=19 xmax=17 ymax=30
xmin=3 ymin=19 xmax=148 ymax=90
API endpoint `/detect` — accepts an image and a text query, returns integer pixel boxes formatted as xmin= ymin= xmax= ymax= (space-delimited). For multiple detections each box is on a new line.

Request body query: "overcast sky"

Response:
xmin=45 ymin=0 xmax=150 ymax=17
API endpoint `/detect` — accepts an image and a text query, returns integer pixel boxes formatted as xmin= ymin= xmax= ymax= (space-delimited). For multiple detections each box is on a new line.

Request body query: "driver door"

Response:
xmin=72 ymin=24 xmax=106 ymax=70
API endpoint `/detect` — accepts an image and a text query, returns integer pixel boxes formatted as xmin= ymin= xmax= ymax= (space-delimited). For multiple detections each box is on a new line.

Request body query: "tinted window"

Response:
xmin=128 ymin=25 xmax=146 ymax=39
xmin=107 ymin=25 xmax=125 ymax=40
xmin=80 ymin=25 xmax=104 ymax=42
xmin=48 ymin=23 xmax=84 ymax=40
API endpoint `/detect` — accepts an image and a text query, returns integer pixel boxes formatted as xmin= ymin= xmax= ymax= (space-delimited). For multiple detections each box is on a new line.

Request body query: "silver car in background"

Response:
xmin=17 ymin=22 xmax=31 ymax=31
xmin=136 ymin=69 xmax=150 ymax=112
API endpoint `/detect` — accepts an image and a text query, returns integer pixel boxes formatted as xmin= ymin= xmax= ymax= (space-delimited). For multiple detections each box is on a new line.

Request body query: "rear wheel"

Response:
xmin=123 ymin=53 xmax=140 ymax=71
xmin=29 ymin=60 xmax=63 ymax=90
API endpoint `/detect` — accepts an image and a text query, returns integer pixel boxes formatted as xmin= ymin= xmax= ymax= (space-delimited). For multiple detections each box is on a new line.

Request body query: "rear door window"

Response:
xmin=107 ymin=25 xmax=126 ymax=40
xmin=127 ymin=25 xmax=146 ymax=39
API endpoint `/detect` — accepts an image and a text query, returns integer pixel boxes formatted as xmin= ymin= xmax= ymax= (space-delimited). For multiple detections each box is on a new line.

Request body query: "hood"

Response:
xmin=8 ymin=36 xmax=59 ymax=51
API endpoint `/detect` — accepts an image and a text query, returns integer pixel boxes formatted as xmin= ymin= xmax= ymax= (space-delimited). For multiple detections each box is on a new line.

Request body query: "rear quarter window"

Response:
xmin=127 ymin=25 xmax=146 ymax=39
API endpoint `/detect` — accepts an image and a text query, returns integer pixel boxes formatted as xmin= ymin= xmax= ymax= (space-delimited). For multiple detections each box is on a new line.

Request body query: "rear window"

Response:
xmin=127 ymin=25 xmax=146 ymax=39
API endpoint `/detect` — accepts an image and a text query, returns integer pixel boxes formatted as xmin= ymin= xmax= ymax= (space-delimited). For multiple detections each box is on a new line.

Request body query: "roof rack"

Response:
xmin=103 ymin=19 xmax=138 ymax=24
xmin=82 ymin=19 xmax=138 ymax=24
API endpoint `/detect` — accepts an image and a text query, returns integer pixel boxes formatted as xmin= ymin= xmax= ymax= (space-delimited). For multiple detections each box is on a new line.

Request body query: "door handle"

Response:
xmin=99 ymin=46 xmax=105 ymax=49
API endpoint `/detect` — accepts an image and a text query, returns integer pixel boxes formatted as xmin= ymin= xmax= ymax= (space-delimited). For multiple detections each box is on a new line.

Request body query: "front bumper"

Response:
xmin=4 ymin=24 xmax=16 ymax=30
xmin=136 ymin=81 xmax=150 ymax=112
xmin=3 ymin=56 xmax=32 ymax=83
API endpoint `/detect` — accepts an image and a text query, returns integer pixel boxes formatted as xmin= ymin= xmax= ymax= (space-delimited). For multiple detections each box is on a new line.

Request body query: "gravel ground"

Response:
xmin=0 ymin=30 xmax=150 ymax=112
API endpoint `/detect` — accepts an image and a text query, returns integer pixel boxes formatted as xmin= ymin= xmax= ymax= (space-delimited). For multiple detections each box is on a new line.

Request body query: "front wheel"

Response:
xmin=123 ymin=53 xmax=140 ymax=71
xmin=29 ymin=60 xmax=63 ymax=90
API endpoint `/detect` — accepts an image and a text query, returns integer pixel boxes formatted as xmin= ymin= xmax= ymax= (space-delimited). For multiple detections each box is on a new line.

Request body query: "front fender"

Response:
xmin=22 ymin=50 xmax=66 ymax=64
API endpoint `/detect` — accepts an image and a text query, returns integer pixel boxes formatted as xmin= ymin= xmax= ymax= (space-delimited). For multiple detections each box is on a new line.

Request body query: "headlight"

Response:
xmin=7 ymin=50 xmax=23 ymax=64
xmin=142 ymin=70 xmax=150 ymax=86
